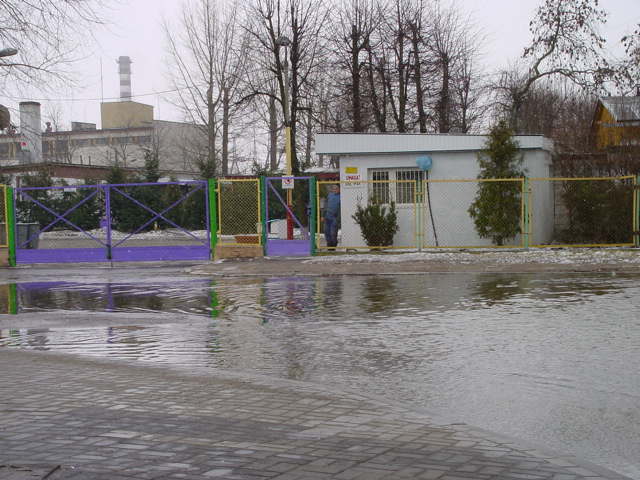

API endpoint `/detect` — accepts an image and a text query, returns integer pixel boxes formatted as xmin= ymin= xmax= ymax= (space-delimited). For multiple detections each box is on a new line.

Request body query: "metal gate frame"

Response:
xmin=264 ymin=176 xmax=316 ymax=256
xmin=13 ymin=180 xmax=210 ymax=264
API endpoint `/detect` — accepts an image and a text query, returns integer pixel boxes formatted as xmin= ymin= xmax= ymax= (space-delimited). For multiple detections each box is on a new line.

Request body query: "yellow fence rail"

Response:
xmin=216 ymin=178 xmax=261 ymax=246
xmin=317 ymin=180 xmax=419 ymax=251
xmin=421 ymin=178 xmax=525 ymax=249
xmin=316 ymin=176 xmax=635 ymax=252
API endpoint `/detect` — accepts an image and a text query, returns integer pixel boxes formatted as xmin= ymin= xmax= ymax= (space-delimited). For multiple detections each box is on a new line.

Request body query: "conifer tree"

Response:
xmin=468 ymin=121 xmax=525 ymax=246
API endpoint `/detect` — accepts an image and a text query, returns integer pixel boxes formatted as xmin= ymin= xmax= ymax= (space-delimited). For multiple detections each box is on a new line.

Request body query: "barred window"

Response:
xmin=396 ymin=170 xmax=423 ymax=204
xmin=370 ymin=170 xmax=390 ymax=203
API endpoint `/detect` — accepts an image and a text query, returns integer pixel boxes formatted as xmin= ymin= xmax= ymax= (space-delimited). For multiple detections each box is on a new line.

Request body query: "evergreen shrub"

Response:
xmin=352 ymin=199 xmax=399 ymax=247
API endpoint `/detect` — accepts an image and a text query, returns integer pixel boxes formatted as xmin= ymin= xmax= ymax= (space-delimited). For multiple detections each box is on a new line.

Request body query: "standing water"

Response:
xmin=1 ymin=272 xmax=639 ymax=479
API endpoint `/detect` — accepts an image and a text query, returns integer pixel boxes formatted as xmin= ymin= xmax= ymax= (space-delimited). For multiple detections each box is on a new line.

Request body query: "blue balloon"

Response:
xmin=416 ymin=155 xmax=432 ymax=171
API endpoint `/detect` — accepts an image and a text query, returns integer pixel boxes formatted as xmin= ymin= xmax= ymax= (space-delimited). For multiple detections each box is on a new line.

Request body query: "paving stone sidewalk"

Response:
xmin=0 ymin=350 xmax=632 ymax=480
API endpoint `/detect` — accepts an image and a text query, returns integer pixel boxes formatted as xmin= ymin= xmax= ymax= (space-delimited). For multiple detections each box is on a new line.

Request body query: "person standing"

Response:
xmin=324 ymin=184 xmax=340 ymax=249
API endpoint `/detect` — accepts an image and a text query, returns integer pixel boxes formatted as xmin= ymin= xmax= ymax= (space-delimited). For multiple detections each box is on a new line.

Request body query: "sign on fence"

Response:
xmin=282 ymin=176 xmax=294 ymax=189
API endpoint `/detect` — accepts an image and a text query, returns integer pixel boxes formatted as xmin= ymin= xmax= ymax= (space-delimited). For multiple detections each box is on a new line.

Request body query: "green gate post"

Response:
xmin=523 ymin=178 xmax=530 ymax=249
xmin=208 ymin=178 xmax=218 ymax=260
xmin=309 ymin=177 xmax=317 ymax=255
xmin=635 ymin=175 xmax=640 ymax=248
xmin=6 ymin=187 xmax=16 ymax=267
xmin=209 ymin=280 xmax=219 ymax=318
xmin=260 ymin=177 xmax=267 ymax=255
xmin=8 ymin=283 xmax=17 ymax=314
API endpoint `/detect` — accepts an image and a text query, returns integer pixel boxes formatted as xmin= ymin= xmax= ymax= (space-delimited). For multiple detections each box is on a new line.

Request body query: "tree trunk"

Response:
xmin=222 ymin=87 xmax=230 ymax=176
xmin=438 ymin=56 xmax=450 ymax=133
xmin=367 ymin=50 xmax=387 ymax=132
xmin=207 ymin=85 xmax=217 ymax=176
xmin=352 ymin=25 xmax=363 ymax=132
xmin=411 ymin=28 xmax=427 ymax=133
xmin=269 ymin=95 xmax=278 ymax=171
xmin=305 ymin=109 xmax=312 ymax=169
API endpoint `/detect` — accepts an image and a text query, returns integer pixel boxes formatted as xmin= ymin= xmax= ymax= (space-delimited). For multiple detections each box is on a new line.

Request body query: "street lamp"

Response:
xmin=0 ymin=48 xmax=18 ymax=58
xmin=276 ymin=36 xmax=294 ymax=240
xmin=276 ymin=36 xmax=292 ymax=176
xmin=0 ymin=48 xmax=18 ymax=130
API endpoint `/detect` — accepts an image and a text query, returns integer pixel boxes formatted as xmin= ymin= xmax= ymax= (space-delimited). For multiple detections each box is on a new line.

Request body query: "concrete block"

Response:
xmin=215 ymin=244 xmax=263 ymax=260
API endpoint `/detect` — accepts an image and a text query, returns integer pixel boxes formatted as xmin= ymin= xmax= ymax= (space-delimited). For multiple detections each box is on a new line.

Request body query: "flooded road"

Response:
xmin=1 ymin=272 xmax=639 ymax=478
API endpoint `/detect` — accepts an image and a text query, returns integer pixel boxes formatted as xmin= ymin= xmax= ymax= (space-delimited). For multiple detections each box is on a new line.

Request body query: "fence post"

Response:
xmin=6 ymin=187 xmax=16 ymax=267
xmin=523 ymin=177 xmax=530 ymax=249
xmin=416 ymin=179 xmax=422 ymax=252
xmin=260 ymin=177 xmax=267 ymax=255
xmin=104 ymin=186 xmax=112 ymax=260
xmin=635 ymin=175 xmax=640 ymax=248
xmin=208 ymin=178 xmax=217 ymax=259
xmin=309 ymin=177 xmax=317 ymax=255
xmin=8 ymin=283 xmax=17 ymax=314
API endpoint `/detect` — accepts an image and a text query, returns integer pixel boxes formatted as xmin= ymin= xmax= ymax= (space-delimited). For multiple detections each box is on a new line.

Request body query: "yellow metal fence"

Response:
xmin=317 ymin=180 xmax=419 ymax=251
xmin=421 ymin=178 xmax=525 ymax=249
xmin=216 ymin=178 xmax=261 ymax=246
xmin=316 ymin=177 xmax=636 ymax=252
xmin=529 ymin=176 xmax=635 ymax=247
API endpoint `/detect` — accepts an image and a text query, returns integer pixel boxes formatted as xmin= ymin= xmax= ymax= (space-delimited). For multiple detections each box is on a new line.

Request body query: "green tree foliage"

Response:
xmin=15 ymin=171 xmax=102 ymax=233
xmin=59 ymin=180 xmax=102 ymax=231
xmin=468 ymin=122 xmax=525 ymax=246
xmin=141 ymin=149 xmax=161 ymax=183
xmin=352 ymin=199 xmax=399 ymax=247
xmin=16 ymin=170 xmax=56 ymax=228
xmin=558 ymin=180 xmax=633 ymax=244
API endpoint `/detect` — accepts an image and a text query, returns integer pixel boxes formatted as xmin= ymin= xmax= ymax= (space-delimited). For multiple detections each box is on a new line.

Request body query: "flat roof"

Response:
xmin=316 ymin=133 xmax=554 ymax=155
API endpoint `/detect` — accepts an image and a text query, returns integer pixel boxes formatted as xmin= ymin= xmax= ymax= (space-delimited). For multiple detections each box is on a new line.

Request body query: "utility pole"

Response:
xmin=277 ymin=36 xmax=294 ymax=240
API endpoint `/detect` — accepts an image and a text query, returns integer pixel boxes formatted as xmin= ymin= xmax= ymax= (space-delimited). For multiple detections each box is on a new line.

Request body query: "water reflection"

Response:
xmin=1 ymin=273 xmax=640 ymax=477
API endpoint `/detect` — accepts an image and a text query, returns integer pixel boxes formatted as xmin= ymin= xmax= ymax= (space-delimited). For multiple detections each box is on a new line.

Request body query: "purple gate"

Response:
xmin=14 ymin=180 xmax=210 ymax=264
xmin=265 ymin=177 xmax=313 ymax=256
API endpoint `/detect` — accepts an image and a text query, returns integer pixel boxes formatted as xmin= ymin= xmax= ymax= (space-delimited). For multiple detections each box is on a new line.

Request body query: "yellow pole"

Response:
xmin=285 ymin=126 xmax=294 ymax=240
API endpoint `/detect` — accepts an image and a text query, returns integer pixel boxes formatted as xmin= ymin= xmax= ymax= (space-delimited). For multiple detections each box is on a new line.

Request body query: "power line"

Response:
xmin=1 ymin=85 xmax=201 ymax=103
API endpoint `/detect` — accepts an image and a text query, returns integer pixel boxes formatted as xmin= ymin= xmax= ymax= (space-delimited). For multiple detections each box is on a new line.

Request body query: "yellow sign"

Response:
xmin=345 ymin=167 xmax=358 ymax=174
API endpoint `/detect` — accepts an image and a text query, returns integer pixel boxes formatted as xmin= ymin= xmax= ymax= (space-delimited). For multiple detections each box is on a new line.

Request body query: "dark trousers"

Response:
xmin=324 ymin=216 xmax=339 ymax=247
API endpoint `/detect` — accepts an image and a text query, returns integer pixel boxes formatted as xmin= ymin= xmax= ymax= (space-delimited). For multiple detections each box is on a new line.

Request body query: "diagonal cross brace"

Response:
xmin=19 ymin=189 xmax=107 ymax=248
xmin=267 ymin=180 xmax=308 ymax=239
xmin=111 ymin=184 xmax=205 ymax=247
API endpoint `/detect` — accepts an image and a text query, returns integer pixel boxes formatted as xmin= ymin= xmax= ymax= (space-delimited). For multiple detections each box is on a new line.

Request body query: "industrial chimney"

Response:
xmin=19 ymin=101 xmax=42 ymax=164
xmin=117 ymin=56 xmax=132 ymax=101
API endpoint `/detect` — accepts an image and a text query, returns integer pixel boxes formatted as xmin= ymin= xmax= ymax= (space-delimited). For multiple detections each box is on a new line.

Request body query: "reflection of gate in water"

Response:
xmin=13 ymin=181 xmax=210 ymax=264
xmin=264 ymin=177 xmax=316 ymax=256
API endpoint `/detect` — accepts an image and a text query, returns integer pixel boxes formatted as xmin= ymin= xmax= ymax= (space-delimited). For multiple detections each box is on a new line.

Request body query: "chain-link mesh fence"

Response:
xmin=421 ymin=179 xmax=526 ymax=248
xmin=530 ymin=176 xmax=635 ymax=247
xmin=0 ymin=185 xmax=7 ymax=247
xmin=317 ymin=180 xmax=419 ymax=251
xmin=217 ymin=178 xmax=261 ymax=246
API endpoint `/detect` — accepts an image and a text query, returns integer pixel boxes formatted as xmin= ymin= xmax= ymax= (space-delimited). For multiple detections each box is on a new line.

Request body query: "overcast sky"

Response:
xmin=5 ymin=0 xmax=640 ymax=129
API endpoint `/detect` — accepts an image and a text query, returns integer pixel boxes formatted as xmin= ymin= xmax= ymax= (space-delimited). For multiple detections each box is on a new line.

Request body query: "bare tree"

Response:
xmin=425 ymin=1 xmax=484 ymax=133
xmin=499 ymin=0 xmax=610 ymax=131
xmin=165 ymin=0 xmax=248 ymax=176
xmin=329 ymin=0 xmax=381 ymax=132
xmin=378 ymin=0 xmax=414 ymax=132
xmin=243 ymin=0 xmax=329 ymax=175
xmin=0 ymin=0 xmax=108 ymax=89
xmin=617 ymin=24 xmax=640 ymax=95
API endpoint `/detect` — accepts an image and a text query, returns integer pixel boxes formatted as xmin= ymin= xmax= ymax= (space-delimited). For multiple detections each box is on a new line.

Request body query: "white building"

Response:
xmin=315 ymin=133 xmax=554 ymax=248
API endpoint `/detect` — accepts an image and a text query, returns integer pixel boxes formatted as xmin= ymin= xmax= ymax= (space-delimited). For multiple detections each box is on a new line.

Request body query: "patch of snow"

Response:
xmin=303 ymin=248 xmax=640 ymax=265
xmin=40 ymin=229 xmax=208 ymax=240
